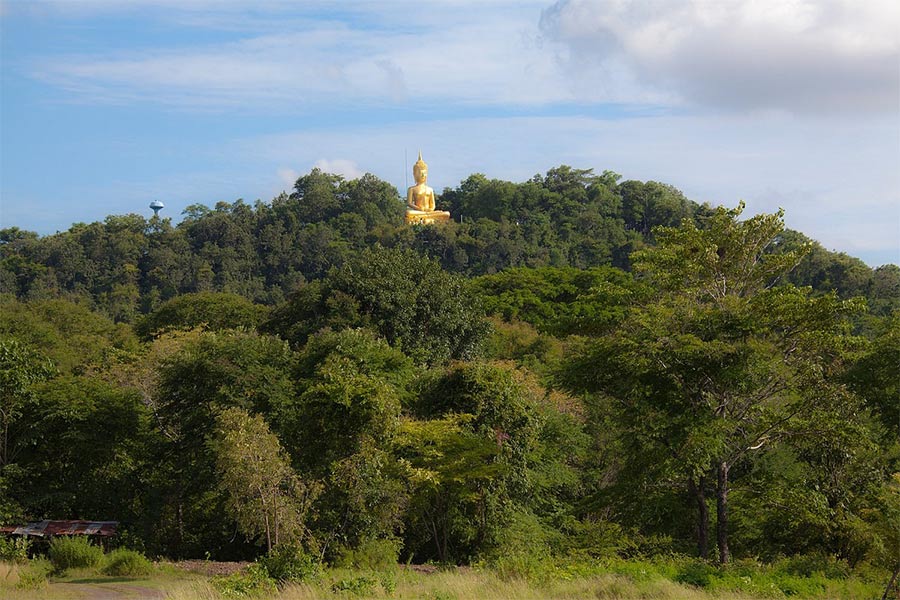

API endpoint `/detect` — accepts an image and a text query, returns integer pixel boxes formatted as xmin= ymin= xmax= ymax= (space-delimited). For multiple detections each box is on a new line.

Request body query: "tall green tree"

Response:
xmin=152 ymin=330 xmax=296 ymax=557
xmin=285 ymin=329 xmax=413 ymax=557
xmin=264 ymin=247 xmax=490 ymax=365
xmin=135 ymin=291 xmax=269 ymax=339
xmin=210 ymin=407 xmax=319 ymax=552
xmin=0 ymin=338 xmax=55 ymax=467
xmin=562 ymin=204 xmax=862 ymax=562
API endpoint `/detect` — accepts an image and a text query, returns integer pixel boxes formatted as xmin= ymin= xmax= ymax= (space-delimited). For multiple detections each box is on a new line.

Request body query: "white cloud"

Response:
xmin=26 ymin=1 xmax=898 ymax=113
xmin=540 ymin=0 xmax=900 ymax=113
xmin=26 ymin=4 xmax=626 ymax=109
xmin=277 ymin=167 xmax=299 ymax=189
xmin=311 ymin=159 xmax=363 ymax=180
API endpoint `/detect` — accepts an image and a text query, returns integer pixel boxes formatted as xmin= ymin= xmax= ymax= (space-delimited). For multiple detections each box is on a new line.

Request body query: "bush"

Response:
xmin=335 ymin=538 xmax=400 ymax=571
xmin=775 ymin=553 xmax=851 ymax=579
xmin=211 ymin=563 xmax=277 ymax=598
xmin=16 ymin=558 xmax=52 ymax=591
xmin=101 ymin=548 xmax=153 ymax=577
xmin=258 ymin=544 xmax=321 ymax=583
xmin=331 ymin=575 xmax=378 ymax=595
xmin=48 ymin=536 xmax=103 ymax=571
xmin=0 ymin=537 xmax=30 ymax=563
xmin=674 ymin=560 xmax=718 ymax=588
xmin=491 ymin=549 xmax=559 ymax=584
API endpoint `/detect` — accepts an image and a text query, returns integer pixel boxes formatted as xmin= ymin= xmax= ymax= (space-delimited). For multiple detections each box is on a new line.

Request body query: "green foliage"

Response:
xmin=331 ymin=574 xmax=378 ymax=595
xmin=147 ymin=329 xmax=299 ymax=556
xmin=397 ymin=415 xmax=505 ymax=563
xmin=0 ymin=537 xmax=29 ymax=563
xmin=0 ymin=175 xmax=895 ymax=574
xmin=399 ymin=362 xmax=550 ymax=563
xmin=0 ymin=297 xmax=137 ymax=374
xmin=2 ymin=167 xmax=890 ymax=320
xmin=258 ymin=543 xmax=321 ymax=582
xmin=774 ymin=553 xmax=851 ymax=579
xmin=211 ymin=563 xmax=277 ymax=598
xmin=12 ymin=376 xmax=151 ymax=525
xmin=482 ymin=318 xmax=564 ymax=375
xmin=335 ymin=538 xmax=401 ymax=571
xmin=135 ymin=292 xmax=269 ymax=338
xmin=631 ymin=202 xmax=806 ymax=298
xmin=210 ymin=407 xmax=319 ymax=552
xmin=561 ymin=203 xmax=869 ymax=563
xmin=48 ymin=536 xmax=103 ymax=571
xmin=265 ymin=246 xmax=491 ymax=365
xmin=158 ymin=329 xmax=295 ymax=431
xmin=674 ymin=561 xmax=718 ymax=587
xmin=489 ymin=546 xmax=558 ymax=584
xmin=473 ymin=266 xmax=640 ymax=336
xmin=554 ymin=518 xmax=629 ymax=560
xmin=847 ymin=315 xmax=900 ymax=433
xmin=0 ymin=337 xmax=55 ymax=466
xmin=15 ymin=557 xmax=52 ymax=591
xmin=288 ymin=328 xmax=408 ymax=469
xmin=100 ymin=548 xmax=153 ymax=576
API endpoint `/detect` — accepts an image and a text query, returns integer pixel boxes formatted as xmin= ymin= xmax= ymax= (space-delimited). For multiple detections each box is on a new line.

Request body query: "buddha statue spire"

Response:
xmin=405 ymin=152 xmax=450 ymax=225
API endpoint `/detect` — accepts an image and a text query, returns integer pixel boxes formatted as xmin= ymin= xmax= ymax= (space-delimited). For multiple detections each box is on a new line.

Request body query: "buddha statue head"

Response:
xmin=413 ymin=151 xmax=428 ymax=184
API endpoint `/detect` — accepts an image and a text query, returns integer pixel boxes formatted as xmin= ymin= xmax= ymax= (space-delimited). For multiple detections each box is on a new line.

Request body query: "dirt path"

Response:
xmin=50 ymin=582 xmax=166 ymax=599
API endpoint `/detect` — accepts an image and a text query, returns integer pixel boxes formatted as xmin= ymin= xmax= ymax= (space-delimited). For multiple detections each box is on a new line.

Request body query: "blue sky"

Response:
xmin=1 ymin=0 xmax=897 ymax=266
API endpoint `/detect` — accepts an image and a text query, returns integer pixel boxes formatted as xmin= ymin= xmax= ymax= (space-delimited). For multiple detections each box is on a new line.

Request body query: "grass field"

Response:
xmin=1 ymin=558 xmax=892 ymax=599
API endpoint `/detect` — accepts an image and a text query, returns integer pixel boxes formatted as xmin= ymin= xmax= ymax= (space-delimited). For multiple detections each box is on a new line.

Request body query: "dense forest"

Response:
xmin=0 ymin=166 xmax=897 ymax=577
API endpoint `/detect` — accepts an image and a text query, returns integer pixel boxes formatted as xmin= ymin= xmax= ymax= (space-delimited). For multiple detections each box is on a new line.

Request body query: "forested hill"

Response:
xmin=2 ymin=166 xmax=896 ymax=321
xmin=1 ymin=168 xmax=897 ymax=572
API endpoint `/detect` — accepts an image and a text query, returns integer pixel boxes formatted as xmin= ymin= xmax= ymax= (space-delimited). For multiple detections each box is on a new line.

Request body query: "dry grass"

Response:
xmin=1 ymin=560 xmax=885 ymax=600
xmin=0 ymin=561 xmax=22 ymax=586
xmin=46 ymin=565 xmax=749 ymax=600
xmin=271 ymin=568 xmax=774 ymax=600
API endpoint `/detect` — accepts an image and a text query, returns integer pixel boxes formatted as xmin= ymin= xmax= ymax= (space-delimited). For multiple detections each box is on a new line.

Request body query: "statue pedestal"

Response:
xmin=406 ymin=210 xmax=451 ymax=225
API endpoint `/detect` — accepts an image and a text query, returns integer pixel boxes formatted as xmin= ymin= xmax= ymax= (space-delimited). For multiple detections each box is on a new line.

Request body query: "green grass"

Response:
xmin=0 ymin=558 xmax=889 ymax=600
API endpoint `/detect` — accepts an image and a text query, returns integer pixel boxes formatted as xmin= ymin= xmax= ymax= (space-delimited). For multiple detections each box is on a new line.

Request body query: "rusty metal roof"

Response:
xmin=0 ymin=520 xmax=118 ymax=537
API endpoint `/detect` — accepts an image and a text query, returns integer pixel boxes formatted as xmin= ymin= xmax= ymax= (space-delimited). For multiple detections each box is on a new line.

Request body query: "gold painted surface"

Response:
xmin=406 ymin=152 xmax=450 ymax=224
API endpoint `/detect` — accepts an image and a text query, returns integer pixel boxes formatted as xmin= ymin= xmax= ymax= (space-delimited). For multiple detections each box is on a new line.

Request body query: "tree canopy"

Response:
xmin=0 ymin=167 xmax=894 ymax=577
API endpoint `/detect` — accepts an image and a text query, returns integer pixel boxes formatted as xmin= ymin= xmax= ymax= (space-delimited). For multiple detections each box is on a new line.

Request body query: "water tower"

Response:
xmin=149 ymin=200 xmax=165 ymax=216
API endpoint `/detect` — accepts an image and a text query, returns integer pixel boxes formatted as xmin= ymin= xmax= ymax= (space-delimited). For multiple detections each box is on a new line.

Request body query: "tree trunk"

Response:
xmin=257 ymin=486 xmax=271 ymax=552
xmin=272 ymin=491 xmax=279 ymax=548
xmin=177 ymin=501 xmax=185 ymax=559
xmin=881 ymin=563 xmax=899 ymax=600
xmin=716 ymin=460 xmax=730 ymax=564
xmin=2 ymin=415 xmax=8 ymax=467
xmin=688 ymin=477 xmax=709 ymax=559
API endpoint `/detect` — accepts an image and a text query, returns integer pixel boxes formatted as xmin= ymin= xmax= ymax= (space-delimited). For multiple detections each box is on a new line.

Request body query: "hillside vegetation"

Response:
xmin=0 ymin=167 xmax=897 ymax=598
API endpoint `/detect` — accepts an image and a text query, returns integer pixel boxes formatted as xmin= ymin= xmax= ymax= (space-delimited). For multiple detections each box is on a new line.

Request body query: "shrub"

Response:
xmin=101 ymin=548 xmax=153 ymax=577
xmin=774 ymin=573 xmax=828 ymax=597
xmin=674 ymin=560 xmax=718 ymax=588
xmin=335 ymin=538 xmax=400 ymax=571
xmin=211 ymin=563 xmax=276 ymax=598
xmin=775 ymin=553 xmax=851 ymax=579
xmin=331 ymin=575 xmax=378 ymax=595
xmin=491 ymin=549 xmax=559 ymax=584
xmin=0 ymin=537 xmax=30 ymax=563
xmin=16 ymin=558 xmax=52 ymax=590
xmin=258 ymin=544 xmax=321 ymax=583
xmin=604 ymin=557 xmax=666 ymax=583
xmin=48 ymin=536 xmax=103 ymax=571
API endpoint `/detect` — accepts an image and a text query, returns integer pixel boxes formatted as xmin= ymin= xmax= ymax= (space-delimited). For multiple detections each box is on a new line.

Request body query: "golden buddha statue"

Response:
xmin=406 ymin=152 xmax=450 ymax=224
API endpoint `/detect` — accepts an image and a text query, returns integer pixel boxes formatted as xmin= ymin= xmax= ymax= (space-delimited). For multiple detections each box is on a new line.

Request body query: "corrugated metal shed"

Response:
xmin=0 ymin=520 xmax=118 ymax=537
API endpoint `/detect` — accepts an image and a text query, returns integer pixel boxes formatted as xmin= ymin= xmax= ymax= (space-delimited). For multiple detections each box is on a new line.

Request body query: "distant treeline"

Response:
xmin=2 ymin=166 xmax=896 ymax=321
